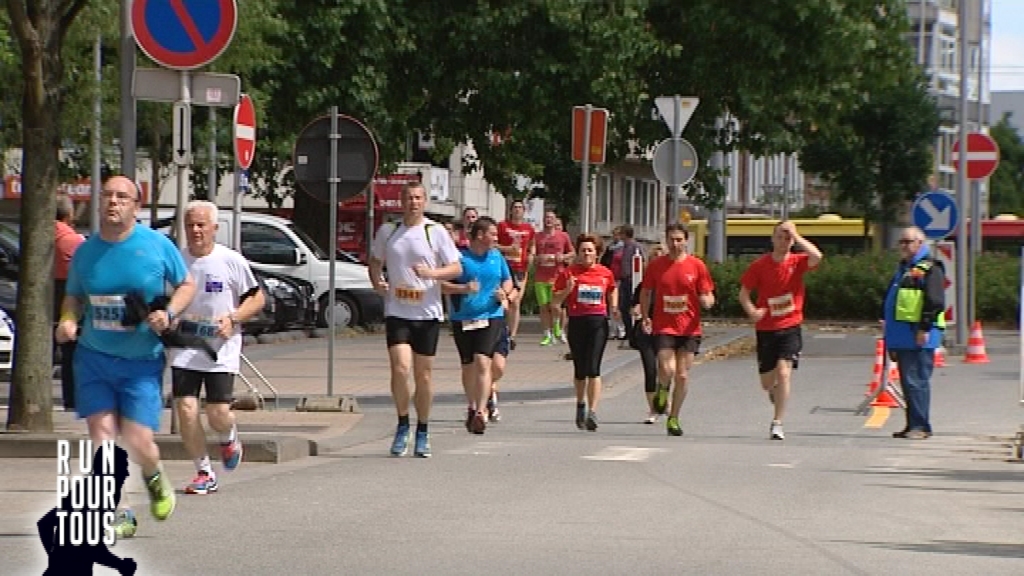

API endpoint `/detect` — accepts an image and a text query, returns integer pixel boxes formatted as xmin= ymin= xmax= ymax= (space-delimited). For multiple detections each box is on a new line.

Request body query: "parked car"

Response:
xmin=247 ymin=268 xmax=317 ymax=334
xmin=138 ymin=210 xmax=384 ymax=328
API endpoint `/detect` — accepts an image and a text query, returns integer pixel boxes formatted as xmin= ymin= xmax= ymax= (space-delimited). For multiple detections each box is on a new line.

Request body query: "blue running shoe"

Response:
xmin=391 ymin=424 xmax=410 ymax=456
xmin=414 ymin=429 xmax=431 ymax=458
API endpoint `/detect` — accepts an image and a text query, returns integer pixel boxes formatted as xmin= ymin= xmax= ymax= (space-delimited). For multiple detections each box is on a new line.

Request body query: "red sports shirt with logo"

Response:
xmin=497 ymin=221 xmax=535 ymax=273
xmin=533 ymin=230 xmax=573 ymax=283
xmin=739 ymin=252 xmax=814 ymax=331
xmin=641 ymin=255 xmax=715 ymax=336
xmin=554 ymin=263 xmax=615 ymax=317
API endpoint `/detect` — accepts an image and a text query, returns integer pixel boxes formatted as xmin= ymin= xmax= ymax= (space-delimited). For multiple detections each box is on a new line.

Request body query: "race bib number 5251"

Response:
xmin=89 ymin=295 xmax=131 ymax=332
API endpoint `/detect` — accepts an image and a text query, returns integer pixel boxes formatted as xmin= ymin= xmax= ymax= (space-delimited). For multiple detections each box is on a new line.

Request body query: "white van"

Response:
xmin=138 ymin=209 xmax=382 ymax=328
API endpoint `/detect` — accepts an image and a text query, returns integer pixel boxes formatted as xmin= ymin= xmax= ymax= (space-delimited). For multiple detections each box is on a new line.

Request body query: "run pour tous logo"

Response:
xmin=35 ymin=440 xmax=138 ymax=575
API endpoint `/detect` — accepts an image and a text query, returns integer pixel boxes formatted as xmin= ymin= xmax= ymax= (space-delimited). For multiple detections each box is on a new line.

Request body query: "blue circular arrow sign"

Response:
xmin=911 ymin=191 xmax=959 ymax=240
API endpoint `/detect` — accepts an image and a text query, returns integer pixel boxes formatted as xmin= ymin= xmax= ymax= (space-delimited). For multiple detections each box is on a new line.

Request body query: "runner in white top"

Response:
xmin=169 ymin=201 xmax=265 ymax=494
xmin=368 ymin=182 xmax=462 ymax=458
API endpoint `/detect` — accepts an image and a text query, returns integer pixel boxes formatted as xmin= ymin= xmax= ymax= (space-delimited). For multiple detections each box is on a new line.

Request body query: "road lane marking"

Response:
xmin=863 ymin=406 xmax=890 ymax=429
xmin=812 ymin=333 xmax=848 ymax=339
xmin=582 ymin=446 xmax=666 ymax=462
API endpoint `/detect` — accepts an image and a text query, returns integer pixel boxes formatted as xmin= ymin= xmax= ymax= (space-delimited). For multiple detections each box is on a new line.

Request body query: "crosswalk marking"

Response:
xmin=582 ymin=446 xmax=666 ymax=462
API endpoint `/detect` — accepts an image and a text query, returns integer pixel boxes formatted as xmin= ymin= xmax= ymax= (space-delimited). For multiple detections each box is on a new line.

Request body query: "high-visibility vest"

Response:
xmin=894 ymin=259 xmax=946 ymax=329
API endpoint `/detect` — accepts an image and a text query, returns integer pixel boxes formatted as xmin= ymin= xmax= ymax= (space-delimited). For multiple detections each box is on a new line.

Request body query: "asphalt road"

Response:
xmin=4 ymin=339 xmax=1021 ymax=575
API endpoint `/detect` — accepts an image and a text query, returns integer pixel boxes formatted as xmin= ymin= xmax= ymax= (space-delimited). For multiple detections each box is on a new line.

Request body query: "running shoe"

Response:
xmin=487 ymin=398 xmax=501 ymax=422
xmin=653 ymin=386 xmax=669 ymax=415
xmin=221 ymin=439 xmax=243 ymax=471
xmin=575 ymin=404 xmax=587 ymax=430
xmin=414 ymin=429 xmax=432 ymax=458
xmin=585 ymin=411 xmax=598 ymax=432
xmin=470 ymin=411 xmax=487 ymax=435
xmin=667 ymin=416 xmax=683 ymax=437
xmin=770 ymin=421 xmax=785 ymax=440
xmin=112 ymin=509 xmax=137 ymax=541
xmin=391 ymin=423 xmax=411 ymax=456
xmin=465 ymin=408 xmax=475 ymax=432
xmin=553 ymin=324 xmax=563 ymax=340
xmin=184 ymin=471 xmax=218 ymax=495
xmin=540 ymin=334 xmax=553 ymax=346
xmin=644 ymin=412 xmax=658 ymax=424
xmin=145 ymin=471 xmax=175 ymax=521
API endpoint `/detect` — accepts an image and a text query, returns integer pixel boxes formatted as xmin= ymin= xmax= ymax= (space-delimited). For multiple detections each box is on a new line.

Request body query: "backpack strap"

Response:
xmin=385 ymin=221 xmax=434 ymax=250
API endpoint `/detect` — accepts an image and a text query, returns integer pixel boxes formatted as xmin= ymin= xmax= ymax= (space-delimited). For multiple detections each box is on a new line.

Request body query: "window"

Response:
xmin=634 ymin=180 xmax=657 ymax=227
xmin=241 ymin=222 xmax=301 ymax=265
xmin=596 ymin=174 xmax=611 ymax=224
xmin=620 ymin=177 xmax=635 ymax=224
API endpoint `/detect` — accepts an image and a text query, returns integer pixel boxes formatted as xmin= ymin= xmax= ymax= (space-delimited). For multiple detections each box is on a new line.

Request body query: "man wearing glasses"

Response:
xmin=882 ymin=226 xmax=946 ymax=440
xmin=55 ymin=175 xmax=196 ymax=538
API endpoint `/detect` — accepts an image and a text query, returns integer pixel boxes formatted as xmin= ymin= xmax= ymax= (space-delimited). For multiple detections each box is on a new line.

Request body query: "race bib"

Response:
xmin=663 ymin=294 xmax=689 ymax=315
xmin=768 ymin=293 xmax=795 ymax=317
xmin=577 ymin=284 xmax=603 ymax=306
xmin=539 ymin=253 xmax=558 ymax=267
xmin=395 ymin=285 xmax=425 ymax=305
xmin=204 ymin=274 xmax=225 ymax=293
xmin=462 ymin=318 xmax=489 ymax=331
xmin=179 ymin=316 xmax=220 ymax=338
xmin=89 ymin=295 xmax=131 ymax=332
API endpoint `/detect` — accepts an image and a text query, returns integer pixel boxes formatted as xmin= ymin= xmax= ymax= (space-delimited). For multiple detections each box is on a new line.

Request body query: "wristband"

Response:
xmin=60 ymin=313 xmax=78 ymax=324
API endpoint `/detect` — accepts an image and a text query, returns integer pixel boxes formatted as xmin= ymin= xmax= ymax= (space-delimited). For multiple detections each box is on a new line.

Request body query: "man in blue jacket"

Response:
xmin=883 ymin=226 xmax=946 ymax=440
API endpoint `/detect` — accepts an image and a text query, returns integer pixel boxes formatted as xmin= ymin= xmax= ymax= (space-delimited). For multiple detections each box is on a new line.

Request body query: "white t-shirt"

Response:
xmin=168 ymin=244 xmax=259 ymax=373
xmin=371 ymin=218 xmax=461 ymax=321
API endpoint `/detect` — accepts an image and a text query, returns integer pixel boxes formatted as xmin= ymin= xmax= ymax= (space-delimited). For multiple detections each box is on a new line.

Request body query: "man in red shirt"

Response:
xmin=639 ymin=224 xmax=715 ymax=437
xmin=54 ymin=194 xmax=85 ymax=410
xmin=533 ymin=211 xmax=574 ymax=345
xmin=738 ymin=221 xmax=822 ymax=440
xmin=497 ymin=200 xmax=536 ymax=347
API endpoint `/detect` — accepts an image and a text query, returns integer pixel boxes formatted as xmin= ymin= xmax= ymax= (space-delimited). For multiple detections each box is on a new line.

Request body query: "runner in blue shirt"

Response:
xmin=442 ymin=216 xmax=513 ymax=435
xmin=55 ymin=176 xmax=196 ymax=538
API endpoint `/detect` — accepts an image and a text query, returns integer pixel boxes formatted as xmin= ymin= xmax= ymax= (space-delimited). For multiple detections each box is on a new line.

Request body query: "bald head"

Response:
xmin=902 ymin=226 xmax=925 ymax=242
xmin=104 ymin=176 xmax=139 ymax=201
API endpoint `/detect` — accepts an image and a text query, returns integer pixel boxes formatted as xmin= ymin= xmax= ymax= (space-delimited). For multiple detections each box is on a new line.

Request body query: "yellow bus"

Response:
xmin=684 ymin=215 xmax=875 ymax=258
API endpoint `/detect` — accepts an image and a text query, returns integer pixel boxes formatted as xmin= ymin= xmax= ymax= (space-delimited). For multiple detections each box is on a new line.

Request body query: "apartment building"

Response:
xmin=907 ymin=0 xmax=992 ymax=215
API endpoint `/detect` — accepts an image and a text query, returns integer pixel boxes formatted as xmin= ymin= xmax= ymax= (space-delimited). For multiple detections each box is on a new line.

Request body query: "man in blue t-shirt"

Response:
xmin=55 ymin=176 xmax=196 ymax=538
xmin=442 ymin=216 xmax=513 ymax=435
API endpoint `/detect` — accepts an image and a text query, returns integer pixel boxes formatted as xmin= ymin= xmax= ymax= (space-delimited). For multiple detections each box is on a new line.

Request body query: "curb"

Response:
xmin=0 ymin=432 xmax=313 ymax=463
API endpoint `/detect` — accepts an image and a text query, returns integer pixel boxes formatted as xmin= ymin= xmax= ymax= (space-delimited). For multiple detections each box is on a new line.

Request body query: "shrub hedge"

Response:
xmin=517 ymin=252 xmax=1021 ymax=324
xmin=707 ymin=252 xmax=1020 ymax=324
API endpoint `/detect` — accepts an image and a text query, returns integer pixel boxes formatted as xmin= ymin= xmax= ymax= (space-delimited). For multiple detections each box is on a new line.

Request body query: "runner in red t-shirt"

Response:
xmin=455 ymin=207 xmax=478 ymax=249
xmin=739 ymin=220 xmax=822 ymax=440
xmin=553 ymin=233 xmax=618 ymax=432
xmin=497 ymin=200 xmax=536 ymax=346
xmin=639 ymin=224 xmax=715 ymax=437
xmin=534 ymin=211 xmax=575 ymax=346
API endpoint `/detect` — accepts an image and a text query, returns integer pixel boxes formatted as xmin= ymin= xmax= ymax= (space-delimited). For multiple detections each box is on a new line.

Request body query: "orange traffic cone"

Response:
xmin=872 ymin=357 xmax=903 ymax=408
xmin=866 ymin=338 xmax=884 ymax=397
xmin=963 ymin=321 xmax=990 ymax=364
xmin=934 ymin=345 xmax=946 ymax=368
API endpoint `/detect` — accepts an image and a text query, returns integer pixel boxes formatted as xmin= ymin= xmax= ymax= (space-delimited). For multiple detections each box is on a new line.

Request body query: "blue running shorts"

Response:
xmin=74 ymin=345 xmax=165 ymax=431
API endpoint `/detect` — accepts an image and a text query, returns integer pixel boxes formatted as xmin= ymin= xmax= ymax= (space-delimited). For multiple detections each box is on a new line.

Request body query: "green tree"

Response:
xmin=799 ymin=70 xmax=940 ymax=244
xmin=988 ymin=113 xmax=1024 ymax=216
xmin=4 ymin=0 xmax=89 ymax=432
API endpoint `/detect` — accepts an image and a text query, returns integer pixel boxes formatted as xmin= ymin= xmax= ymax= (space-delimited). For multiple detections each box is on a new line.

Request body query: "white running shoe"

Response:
xmin=770 ymin=421 xmax=785 ymax=440
xmin=644 ymin=413 xmax=658 ymax=424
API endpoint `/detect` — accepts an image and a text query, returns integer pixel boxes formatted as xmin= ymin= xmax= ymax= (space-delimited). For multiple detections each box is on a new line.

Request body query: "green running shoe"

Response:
xmin=146 ymin=471 xmax=176 ymax=521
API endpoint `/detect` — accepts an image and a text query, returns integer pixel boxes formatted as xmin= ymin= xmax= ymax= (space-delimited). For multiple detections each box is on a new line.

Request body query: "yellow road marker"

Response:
xmin=863 ymin=406 xmax=890 ymax=429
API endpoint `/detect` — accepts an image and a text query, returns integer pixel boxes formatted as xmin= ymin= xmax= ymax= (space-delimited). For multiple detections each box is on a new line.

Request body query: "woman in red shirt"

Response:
xmin=553 ymin=234 xmax=619 ymax=432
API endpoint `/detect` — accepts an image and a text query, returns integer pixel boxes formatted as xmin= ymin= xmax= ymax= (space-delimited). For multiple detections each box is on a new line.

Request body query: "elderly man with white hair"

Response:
xmin=170 ymin=200 xmax=265 ymax=495
xmin=882 ymin=225 xmax=946 ymax=440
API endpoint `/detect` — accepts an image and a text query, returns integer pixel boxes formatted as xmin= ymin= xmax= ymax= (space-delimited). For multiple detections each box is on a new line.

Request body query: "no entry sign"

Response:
xmin=234 ymin=94 xmax=256 ymax=169
xmin=952 ymin=132 xmax=1000 ymax=180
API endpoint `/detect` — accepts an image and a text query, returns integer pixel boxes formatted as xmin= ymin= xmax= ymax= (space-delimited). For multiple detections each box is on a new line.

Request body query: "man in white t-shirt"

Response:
xmin=368 ymin=182 xmax=462 ymax=458
xmin=170 ymin=201 xmax=265 ymax=494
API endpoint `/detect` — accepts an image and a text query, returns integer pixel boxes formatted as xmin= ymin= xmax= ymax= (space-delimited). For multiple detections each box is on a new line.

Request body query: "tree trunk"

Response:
xmin=292 ymin=186 xmax=333 ymax=255
xmin=5 ymin=1 xmax=72 ymax=431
